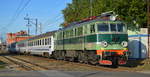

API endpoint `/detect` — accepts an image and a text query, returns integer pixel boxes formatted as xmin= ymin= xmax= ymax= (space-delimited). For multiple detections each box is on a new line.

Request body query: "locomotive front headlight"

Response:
xmin=101 ymin=41 xmax=108 ymax=47
xmin=121 ymin=41 xmax=128 ymax=47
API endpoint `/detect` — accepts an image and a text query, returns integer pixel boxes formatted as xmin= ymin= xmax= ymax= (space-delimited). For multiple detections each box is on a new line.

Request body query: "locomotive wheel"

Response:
xmin=43 ymin=52 xmax=49 ymax=58
xmin=89 ymin=60 xmax=98 ymax=65
xmin=78 ymin=51 xmax=88 ymax=63
xmin=69 ymin=57 xmax=75 ymax=62
xmin=78 ymin=53 xmax=84 ymax=63
xmin=88 ymin=52 xmax=98 ymax=65
xmin=60 ymin=51 xmax=66 ymax=60
xmin=83 ymin=53 xmax=88 ymax=64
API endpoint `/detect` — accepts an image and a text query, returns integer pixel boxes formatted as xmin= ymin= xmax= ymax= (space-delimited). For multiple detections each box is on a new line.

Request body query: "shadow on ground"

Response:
xmin=121 ymin=59 xmax=145 ymax=68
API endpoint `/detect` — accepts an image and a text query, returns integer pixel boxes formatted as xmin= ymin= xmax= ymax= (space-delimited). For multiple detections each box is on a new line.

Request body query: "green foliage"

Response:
xmin=62 ymin=0 xmax=147 ymax=29
xmin=0 ymin=61 xmax=6 ymax=69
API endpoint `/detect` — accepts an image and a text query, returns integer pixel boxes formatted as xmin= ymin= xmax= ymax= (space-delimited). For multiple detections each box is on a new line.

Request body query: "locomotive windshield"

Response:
xmin=97 ymin=23 xmax=109 ymax=32
xmin=97 ymin=23 xmax=126 ymax=32
xmin=117 ymin=23 xmax=125 ymax=32
xmin=110 ymin=23 xmax=117 ymax=31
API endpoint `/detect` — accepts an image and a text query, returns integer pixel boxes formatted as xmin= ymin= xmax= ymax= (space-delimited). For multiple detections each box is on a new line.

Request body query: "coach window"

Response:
xmin=97 ymin=23 xmax=109 ymax=32
xmin=40 ymin=39 xmax=42 ymax=45
xmin=45 ymin=39 xmax=48 ymax=45
xmin=30 ymin=42 xmax=31 ymax=46
xmin=35 ymin=41 xmax=37 ymax=46
xmin=32 ymin=42 xmax=33 ymax=46
xmin=90 ymin=24 xmax=95 ymax=33
xmin=63 ymin=32 xmax=66 ymax=39
xmin=74 ymin=28 xmax=77 ymax=37
xmin=38 ymin=40 xmax=40 ymax=46
xmin=32 ymin=41 xmax=33 ymax=46
xmin=48 ymin=38 xmax=50 ymax=45
xmin=117 ymin=23 xmax=126 ymax=32
xmin=38 ymin=40 xmax=40 ymax=45
xmin=47 ymin=38 xmax=49 ymax=45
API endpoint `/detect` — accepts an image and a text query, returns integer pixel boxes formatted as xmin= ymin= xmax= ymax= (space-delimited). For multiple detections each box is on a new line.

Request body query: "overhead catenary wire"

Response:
xmin=47 ymin=15 xmax=63 ymax=26
xmin=43 ymin=0 xmax=65 ymax=26
xmin=44 ymin=16 xmax=63 ymax=32
xmin=43 ymin=0 xmax=68 ymax=32
xmin=0 ymin=0 xmax=31 ymax=30
xmin=43 ymin=14 xmax=62 ymax=26
xmin=0 ymin=0 xmax=31 ymax=41
xmin=0 ymin=0 xmax=24 ymax=30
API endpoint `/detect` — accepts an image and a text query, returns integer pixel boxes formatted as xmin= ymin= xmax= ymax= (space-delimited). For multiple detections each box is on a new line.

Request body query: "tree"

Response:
xmin=62 ymin=0 xmax=147 ymax=29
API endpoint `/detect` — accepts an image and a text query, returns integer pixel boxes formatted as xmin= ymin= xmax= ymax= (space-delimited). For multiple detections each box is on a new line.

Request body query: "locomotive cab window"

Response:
xmin=97 ymin=23 xmax=109 ymax=32
xmin=90 ymin=24 xmax=95 ymax=33
xmin=110 ymin=23 xmax=117 ymax=32
xmin=117 ymin=23 xmax=126 ymax=32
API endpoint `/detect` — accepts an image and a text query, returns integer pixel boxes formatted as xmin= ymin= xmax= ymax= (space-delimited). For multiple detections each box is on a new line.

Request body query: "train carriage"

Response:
xmin=16 ymin=40 xmax=28 ymax=53
xmin=16 ymin=31 xmax=55 ymax=57
xmin=54 ymin=12 xmax=128 ymax=67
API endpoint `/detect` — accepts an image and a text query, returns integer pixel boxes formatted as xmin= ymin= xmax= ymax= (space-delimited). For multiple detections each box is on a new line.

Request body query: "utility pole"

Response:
xmin=24 ymin=14 xmax=31 ymax=35
xmin=24 ymin=14 xmax=42 ymax=35
xmin=90 ymin=0 xmax=93 ymax=17
xmin=39 ymin=22 xmax=42 ymax=34
xmin=35 ymin=19 xmax=38 ymax=35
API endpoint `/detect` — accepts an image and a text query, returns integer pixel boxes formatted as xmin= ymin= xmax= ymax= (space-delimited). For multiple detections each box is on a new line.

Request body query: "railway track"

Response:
xmin=1 ymin=55 xmax=131 ymax=71
xmin=12 ymin=56 xmax=49 ymax=70
xmin=3 ymin=56 xmax=49 ymax=71
xmin=17 ymin=55 xmax=130 ymax=72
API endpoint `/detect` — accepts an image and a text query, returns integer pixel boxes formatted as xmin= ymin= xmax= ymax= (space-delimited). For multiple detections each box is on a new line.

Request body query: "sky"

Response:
xmin=0 ymin=0 xmax=72 ymax=39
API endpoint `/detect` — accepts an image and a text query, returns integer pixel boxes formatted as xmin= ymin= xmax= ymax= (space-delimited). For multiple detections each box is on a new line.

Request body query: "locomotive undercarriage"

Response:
xmin=52 ymin=50 xmax=99 ymax=64
xmin=52 ymin=50 xmax=127 ymax=67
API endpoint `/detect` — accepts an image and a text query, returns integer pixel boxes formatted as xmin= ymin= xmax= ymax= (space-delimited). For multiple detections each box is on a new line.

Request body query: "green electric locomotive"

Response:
xmin=53 ymin=12 xmax=128 ymax=67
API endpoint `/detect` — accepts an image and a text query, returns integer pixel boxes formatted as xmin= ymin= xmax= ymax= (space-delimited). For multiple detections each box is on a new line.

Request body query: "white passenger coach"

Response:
xmin=16 ymin=31 xmax=55 ymax=57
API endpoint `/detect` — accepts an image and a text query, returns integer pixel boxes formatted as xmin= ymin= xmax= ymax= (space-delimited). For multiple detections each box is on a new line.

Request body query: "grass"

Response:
xmin=0 ymin=60 xmax=6 ymax=69
xmin=134 ymin=59 xmax=150 ymax=71
xmin=121 ymin=59 xmax=150 ymax=71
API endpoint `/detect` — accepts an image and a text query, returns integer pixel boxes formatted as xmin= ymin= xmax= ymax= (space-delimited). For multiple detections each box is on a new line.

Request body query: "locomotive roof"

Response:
xmin=58 ymin=19 xmax=123 ymax=32
xmin=58 ymin=12 xmax=123 ymax=32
